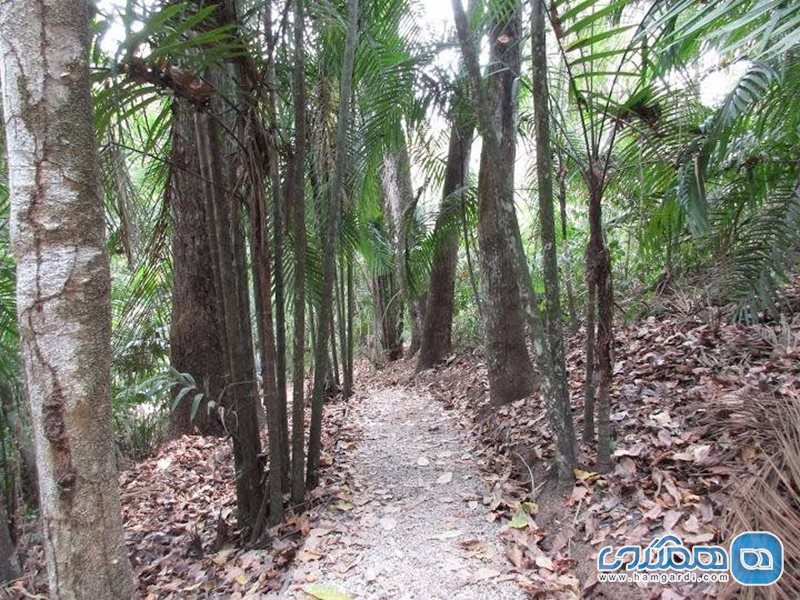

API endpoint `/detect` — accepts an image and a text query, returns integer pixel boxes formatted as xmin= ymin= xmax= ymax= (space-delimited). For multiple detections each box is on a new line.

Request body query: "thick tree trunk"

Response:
xmin=454 ymin=0 xmax=535 ymax=406
xmin=0 ymin=1 xmax=134 ymax=596
xmin=454 ymin=0 xmax=576 ymax=478
xmin=168 ymin=102 xmax=225 ymax=437
xmin=307 ymin=0 xmax=359 ymax=489
xmin=417 ymin=92 xmax=474 ymax=370
xmin=530 ymin=0 xmax=577 ymax=477
xmin=289 ymin=0 xmax=308 ymax=506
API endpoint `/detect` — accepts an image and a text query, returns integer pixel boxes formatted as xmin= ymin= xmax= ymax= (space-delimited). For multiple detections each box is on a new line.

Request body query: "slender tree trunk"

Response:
xmin=587 ymin=162 xmax=613 ymax=471
xmin=417 ymin=88 xmax=474 ymax=370
xmin=247 ymin=151 xmax=284 ymax=526
xmin=336 ymin=252 xmax=349 ymax=389
xmin=410 ymin=293 xmax=427 ymax=356
xmin=381 ymin=137 xmax=424 ymax=356
xmin=265 ymin=0 xmax=290 ymax=484
xmin=583 ymin=277 xmax=597 ymax=443
xmin=531 ymin=0 xmax=577 ymax=478
xmin=372 ymin=270 xmax=403 ymax=362
xmin=168 ymin=102 xmax=225 ymax=437
xmin=195 ymin=110 xmax=263 ymax=528
xmin=307 ymin=0 xmax=360 ymax=489
xmin=330 ymin=295 xmax=340 ymax=387
xmin=453 ymin=0 xmax=535 ymax=406
xmin=462 ymin=202 xmax=482 ymax=318
xmin=0 ymin=2 xmax=134 ymax=595
xmin=557 ymin=158 xmax=579 ymax=333
xmin=99 ymin=140 xmax=139 ymax=268
xmin=290 ymin=0 xmax=308 ymax=505
xmin=344 ymin=259 xmax=355 ymax=397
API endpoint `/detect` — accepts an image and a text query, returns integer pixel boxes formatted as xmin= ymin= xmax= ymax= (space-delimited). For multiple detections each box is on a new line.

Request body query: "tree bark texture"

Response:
xmin=457 ymin=0 xmax=535 ymax=405
xmin=0 ymin=1 xmax=134 ymax=595
xmin=168 ymin=101 xmax=225 ymax=437
xmin=417 ymin=93 xmax=474 ymax=370
xmin=587 ymin=162 xmax=613 ymax=471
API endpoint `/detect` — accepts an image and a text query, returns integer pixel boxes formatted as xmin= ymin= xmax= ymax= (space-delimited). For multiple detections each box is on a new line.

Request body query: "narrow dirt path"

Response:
xmin=278 ymin=386 xmax=525 ymax=599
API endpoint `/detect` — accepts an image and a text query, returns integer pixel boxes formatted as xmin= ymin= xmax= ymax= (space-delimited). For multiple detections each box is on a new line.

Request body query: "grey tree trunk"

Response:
xmin=417 ymin=89 xmax=474 ymax=370
xmin=0 ymin=1 xmax=134 ymax=596
xmin=452 ymin=0 xmax=535 ymax=406
xmin=168 ymin=101 xmax=225 ymax=437
xmin=307 ymin=0 xmax=359 ymax=489
xmin=336 ymin=253 xmax=348 ymax=389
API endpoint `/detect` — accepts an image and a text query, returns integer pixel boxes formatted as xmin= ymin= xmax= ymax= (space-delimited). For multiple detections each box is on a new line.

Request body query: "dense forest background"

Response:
xmin=0 ymin=0 xmax=798 ymax=597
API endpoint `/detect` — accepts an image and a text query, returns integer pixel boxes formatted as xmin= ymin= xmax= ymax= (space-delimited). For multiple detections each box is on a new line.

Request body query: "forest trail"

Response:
xmin=277 ymin=386 xmax=525 ymax=599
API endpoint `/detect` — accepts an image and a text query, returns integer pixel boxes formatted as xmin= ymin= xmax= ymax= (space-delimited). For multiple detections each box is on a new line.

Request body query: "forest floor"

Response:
xmin=5 ymin=282 xmax=800 ymax=599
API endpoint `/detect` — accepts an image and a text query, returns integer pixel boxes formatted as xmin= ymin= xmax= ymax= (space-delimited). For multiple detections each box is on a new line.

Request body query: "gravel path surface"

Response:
xmin=281 ymin=387 xmax=526 ymax=599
